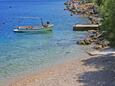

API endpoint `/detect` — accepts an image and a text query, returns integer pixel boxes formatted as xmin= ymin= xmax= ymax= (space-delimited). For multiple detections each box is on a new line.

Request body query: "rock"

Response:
xmin=9 ymin=6 xmax=12 ymax=8
xmin=94 ymin=45 xmax=103 ymax=50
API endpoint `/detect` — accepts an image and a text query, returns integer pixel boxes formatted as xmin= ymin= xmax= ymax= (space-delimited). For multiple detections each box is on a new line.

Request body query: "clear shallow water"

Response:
xmin=0 ymin=1 xmax=89 ymax=86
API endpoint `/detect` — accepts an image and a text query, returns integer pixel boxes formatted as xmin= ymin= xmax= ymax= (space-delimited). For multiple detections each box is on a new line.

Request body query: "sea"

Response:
xmin=0 ymin=0 xmax=89 ymax=86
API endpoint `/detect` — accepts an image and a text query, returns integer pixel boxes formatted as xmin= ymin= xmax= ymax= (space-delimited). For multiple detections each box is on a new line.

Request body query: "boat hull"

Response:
xmin=14 ymin=28 xmax=52 ymax=33
xmin=14 ymin=24 xmax=54 ymax=33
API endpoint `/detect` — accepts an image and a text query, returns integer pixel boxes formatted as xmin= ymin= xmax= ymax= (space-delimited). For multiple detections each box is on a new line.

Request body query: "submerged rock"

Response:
xmin=9 ymin=6 xmax=12 ymax=8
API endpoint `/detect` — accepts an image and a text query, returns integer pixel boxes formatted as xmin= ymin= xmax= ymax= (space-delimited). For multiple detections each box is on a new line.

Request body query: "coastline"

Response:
xmin=0 ymin=1 xmax=91 ymax=86
xmin=10 ymin=52 xmax=115 ymax=86
xmin=1 ymin=0 xmax=115 ymax=86
xmin=10 ymin=56 xmax=98 ymax=86
xmin=9 ymin=1 xmax=107 ymax=86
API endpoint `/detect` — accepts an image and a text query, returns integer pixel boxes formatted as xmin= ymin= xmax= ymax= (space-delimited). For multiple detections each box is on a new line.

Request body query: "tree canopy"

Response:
xmin=91 ymin=0 xmax=115 ymax=47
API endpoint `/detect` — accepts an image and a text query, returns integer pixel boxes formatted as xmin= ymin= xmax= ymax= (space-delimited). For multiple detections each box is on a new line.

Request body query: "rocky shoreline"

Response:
xmin=64 ymin=0 xmax=102 ymax=24
xmin=64 ymin=0 xmax=109 ymax=50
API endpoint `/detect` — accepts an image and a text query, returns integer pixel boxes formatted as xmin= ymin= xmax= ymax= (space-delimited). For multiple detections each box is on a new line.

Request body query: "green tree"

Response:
xmin=102 ymin=0 xmax=115 ymax=47
xmin=89 ymin=0 xmax=115 ymax=47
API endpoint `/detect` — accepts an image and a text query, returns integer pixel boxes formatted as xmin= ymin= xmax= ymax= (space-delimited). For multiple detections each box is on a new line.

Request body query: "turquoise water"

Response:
xmin=0 ymin=1 xmax=89 ymax=86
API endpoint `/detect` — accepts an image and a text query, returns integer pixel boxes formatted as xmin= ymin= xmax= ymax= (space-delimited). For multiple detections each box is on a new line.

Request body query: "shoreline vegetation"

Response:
xmin=10 ymin=0 xmax=115 ymax=86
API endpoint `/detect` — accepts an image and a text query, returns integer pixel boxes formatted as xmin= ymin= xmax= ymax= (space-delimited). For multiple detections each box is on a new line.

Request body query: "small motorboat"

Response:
xmin=14 ymin=19 xmax=54 ymax=33
xmin=13 ymin=24 xmax=54 ymax=33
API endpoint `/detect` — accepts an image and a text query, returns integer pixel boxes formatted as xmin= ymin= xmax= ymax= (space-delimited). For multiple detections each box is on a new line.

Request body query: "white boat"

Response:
xmin=13 ymin=24 xmax=54 ymax=33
